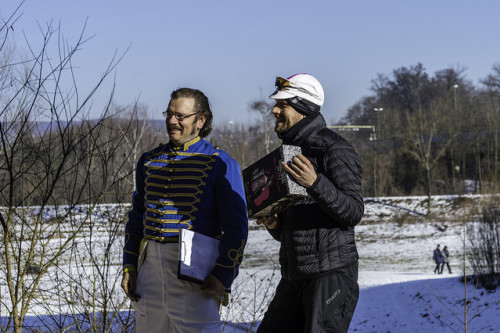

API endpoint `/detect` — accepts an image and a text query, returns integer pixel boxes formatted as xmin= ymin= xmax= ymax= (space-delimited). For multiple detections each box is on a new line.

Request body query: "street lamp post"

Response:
xmin=373 ymin=108 xmax=383 ymax=196
xmin=374 ymin=108 xmax=383 ymax=141
xmin=452 ymin=85 xmax=458 ymax=186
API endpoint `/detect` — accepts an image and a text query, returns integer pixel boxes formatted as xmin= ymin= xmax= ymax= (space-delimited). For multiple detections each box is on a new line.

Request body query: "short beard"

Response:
xmin=274 ymin=120 xmax=287 ymax=134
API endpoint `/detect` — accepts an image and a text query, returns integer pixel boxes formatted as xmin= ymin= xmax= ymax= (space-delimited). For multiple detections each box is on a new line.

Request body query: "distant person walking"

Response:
xmin=441 ymin=245 xmax=452 ymax=274
xmin=433 ymin=244 xmax=444 ymax=274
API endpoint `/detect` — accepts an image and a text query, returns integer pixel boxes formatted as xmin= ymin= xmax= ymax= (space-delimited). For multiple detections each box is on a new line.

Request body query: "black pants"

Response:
xmin=441 ymin=262 xmax=452 ymax=274
xmin=257 ymin=262 xmax=359 ymax=333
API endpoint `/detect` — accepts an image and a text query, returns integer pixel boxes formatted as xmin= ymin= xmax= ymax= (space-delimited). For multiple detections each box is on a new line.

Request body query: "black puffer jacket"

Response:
xmin=268 ymin=114 xmax=364 ymax=280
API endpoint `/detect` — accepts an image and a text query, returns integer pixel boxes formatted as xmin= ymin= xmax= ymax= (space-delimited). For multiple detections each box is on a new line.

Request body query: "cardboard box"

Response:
xmin=242 ymin=145 xmax=307 ymax=218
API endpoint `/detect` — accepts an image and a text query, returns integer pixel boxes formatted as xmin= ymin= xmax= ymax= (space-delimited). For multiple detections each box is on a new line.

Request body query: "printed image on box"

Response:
xmin=242 ymin=145 xmax=307 ymax=218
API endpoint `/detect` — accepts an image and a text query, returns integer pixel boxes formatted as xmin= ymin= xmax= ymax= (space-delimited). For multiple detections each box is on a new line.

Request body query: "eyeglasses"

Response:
xmin=162 ymin=111 xmax=200 ymax=121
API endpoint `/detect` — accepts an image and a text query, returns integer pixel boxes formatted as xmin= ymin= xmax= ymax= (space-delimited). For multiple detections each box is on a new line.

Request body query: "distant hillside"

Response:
xmin=361 ymin=194 xmax=498 ymax=223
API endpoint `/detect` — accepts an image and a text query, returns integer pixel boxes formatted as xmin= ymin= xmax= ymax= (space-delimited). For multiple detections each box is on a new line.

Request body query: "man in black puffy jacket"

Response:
xmin=257 ymin=73 xmax=364 ymax=333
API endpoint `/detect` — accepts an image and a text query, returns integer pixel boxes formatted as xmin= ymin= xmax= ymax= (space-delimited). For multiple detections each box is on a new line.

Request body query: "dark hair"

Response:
xmin=170 ymin=87 xmax=213 ymax=137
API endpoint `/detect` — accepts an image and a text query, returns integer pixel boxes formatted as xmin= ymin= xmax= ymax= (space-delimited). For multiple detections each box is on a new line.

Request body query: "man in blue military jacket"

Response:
xmin=121 ymin=88 xmax=248 ymax=332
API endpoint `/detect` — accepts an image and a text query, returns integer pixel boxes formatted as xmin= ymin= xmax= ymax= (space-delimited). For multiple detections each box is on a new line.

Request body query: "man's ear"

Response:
xmin=197 ymin=115 xmax=207 ymax=131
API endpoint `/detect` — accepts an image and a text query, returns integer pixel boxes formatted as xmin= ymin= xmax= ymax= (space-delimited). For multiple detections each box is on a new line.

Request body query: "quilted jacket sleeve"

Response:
xmin=306 ymin=144 xmax=364 ymax=227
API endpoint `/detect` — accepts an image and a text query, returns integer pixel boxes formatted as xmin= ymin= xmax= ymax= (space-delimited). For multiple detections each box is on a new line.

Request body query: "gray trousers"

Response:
xmin=133 ymin=242 xmax=222 ymax=333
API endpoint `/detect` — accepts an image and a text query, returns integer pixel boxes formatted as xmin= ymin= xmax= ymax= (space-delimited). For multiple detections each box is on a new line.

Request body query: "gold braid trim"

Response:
xmin=146 ymin=175 xmax=207 ymax=183
xmin=123 ymin=233 xmax=139 ymax=257
xmin=216 ymin=239 xmax=246 ymax=282
xmin=147 ymin=161 xmax=214 ymax=168
xmin=144 ymin=234 xmax=181 ymax=242
xmin=147 ymin=199 xmax=201 ymax=206
xmin=146 ymin=191 xmax=203 ymax=199
xmin=145 ymin=207 xmax=198 ymax=217
xmin=147 ymin=151 xmax=217 ymax=162
xmin=145 ymin=216 xmax=193 ymax=224
xmin=144 ymin=222 xmax=192 ymax=234
xmin=146 ymin=183 xmax=206 ymax=191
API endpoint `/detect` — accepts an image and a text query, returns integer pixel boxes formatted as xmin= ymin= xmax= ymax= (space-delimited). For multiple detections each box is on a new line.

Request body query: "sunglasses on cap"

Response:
xmin=275 ymin=76 xmax=312 ymax=97
xmin=275 ymin=77 xmax=294 ymax=90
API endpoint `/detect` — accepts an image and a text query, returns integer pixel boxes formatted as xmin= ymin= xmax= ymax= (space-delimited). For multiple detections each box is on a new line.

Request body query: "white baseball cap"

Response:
xmin=270 ymin=73 xmax=324 ymax=107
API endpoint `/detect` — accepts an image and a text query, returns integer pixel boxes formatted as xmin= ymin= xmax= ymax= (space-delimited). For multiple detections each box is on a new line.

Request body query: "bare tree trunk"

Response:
xmin=401 ymin=96 xmax=464 ymax=214
xmin=248 ymin=98 xmax=275 ymax=155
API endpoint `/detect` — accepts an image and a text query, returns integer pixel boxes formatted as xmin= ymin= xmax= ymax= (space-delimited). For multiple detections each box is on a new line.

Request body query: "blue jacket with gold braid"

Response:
xmin=123 ymin=136 xmax=248 ymax=288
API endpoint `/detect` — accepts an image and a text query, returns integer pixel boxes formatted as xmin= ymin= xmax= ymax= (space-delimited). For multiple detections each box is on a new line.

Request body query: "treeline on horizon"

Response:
xmin=338 ymin=63 xmax=500 ymax=198
xmin=3 ymin=63 xmax=500 ymax=208
xmin=215 ymin=62 xmax=500 ymax=201
xmin=1 ymin=5 xmax=499 ymax=208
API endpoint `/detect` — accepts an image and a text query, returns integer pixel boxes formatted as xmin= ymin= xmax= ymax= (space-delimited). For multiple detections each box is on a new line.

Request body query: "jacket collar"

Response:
xmin=169 ymin=136 xmax=201 ymax=152
xmin=279 ymin=114 xmax=326 ymax=146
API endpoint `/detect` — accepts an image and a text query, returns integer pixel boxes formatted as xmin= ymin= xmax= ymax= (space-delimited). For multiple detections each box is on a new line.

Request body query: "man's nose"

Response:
xmin=167 ymin=115 xmax=179 ymax=124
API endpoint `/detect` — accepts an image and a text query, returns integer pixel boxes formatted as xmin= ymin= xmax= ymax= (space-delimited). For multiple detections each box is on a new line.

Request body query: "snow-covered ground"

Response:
xmin=223 ymin=195 xmax=500 ymax=332
xmin=3 ymin=194 xmax=500 ymax=332
xmin=351 ymin=271 xmax=498 ymax=333
xmin=349 ymin=196 xmax=499 ymax=333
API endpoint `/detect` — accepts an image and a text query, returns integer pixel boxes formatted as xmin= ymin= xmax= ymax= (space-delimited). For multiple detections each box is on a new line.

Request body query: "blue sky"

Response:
xmin=2 ymin=0 xmax=500 ymax=125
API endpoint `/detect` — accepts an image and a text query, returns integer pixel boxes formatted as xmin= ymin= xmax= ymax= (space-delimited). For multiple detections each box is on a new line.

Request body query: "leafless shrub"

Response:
xmin=466 ymin=198 xmax=500 ymax=289
xmin=0 ymin=4 xmax=138 ymax=331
